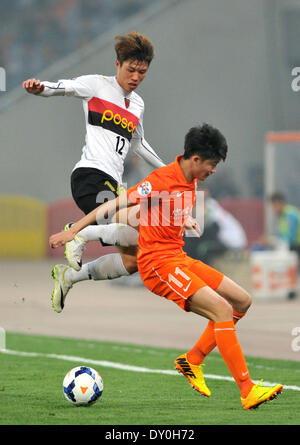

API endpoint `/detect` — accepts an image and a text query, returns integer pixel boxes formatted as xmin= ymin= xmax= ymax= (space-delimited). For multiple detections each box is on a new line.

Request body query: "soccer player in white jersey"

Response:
xmin=23 ymin=31 xmax=165 ymax=312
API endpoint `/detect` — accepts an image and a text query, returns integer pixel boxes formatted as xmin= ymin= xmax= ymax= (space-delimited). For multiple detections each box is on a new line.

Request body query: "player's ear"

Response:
xmin=193 ymin=154 xmax=202 ymax=164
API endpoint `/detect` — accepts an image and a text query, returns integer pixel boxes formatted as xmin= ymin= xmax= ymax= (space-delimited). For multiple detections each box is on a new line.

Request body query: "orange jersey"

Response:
xmin=127 ymin=155 xmax=197 ymax=259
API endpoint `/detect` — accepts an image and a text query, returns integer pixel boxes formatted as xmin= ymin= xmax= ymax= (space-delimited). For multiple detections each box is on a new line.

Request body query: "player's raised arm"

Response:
xmin=23 ymin=75 xmax=96 ymax=99
xmin=49 ymin=193 xmax=133 ymax=248
xmin=131 ymin=110 xmax=165 ymax=169
xmin=23 ymin=77 xmax=66 ymax=96
xmin=131 ymin=137 xmax=165 ymax=169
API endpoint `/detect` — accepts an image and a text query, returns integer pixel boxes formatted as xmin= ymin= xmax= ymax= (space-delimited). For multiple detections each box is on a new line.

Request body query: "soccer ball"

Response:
xmin=63 ymin=366 xmax=103 ymax=406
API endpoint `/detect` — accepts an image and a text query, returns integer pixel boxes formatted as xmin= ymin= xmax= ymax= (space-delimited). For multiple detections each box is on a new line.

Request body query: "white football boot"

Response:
xmin=64 ymin=223 xmax=86 ymax=271
xmin=51 ymin=264 xmax=73 ymax=313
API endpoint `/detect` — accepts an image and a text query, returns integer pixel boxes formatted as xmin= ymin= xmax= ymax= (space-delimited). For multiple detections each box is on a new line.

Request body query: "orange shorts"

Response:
xmin=138 ymin=250 xmax=224 ymax=311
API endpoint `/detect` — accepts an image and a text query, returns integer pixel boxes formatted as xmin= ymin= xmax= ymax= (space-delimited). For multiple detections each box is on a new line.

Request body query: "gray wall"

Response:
xmin=0 ymin=0 xmax=281 ymax=201
xmin=264 ymin=0 xmax=300 ymax=130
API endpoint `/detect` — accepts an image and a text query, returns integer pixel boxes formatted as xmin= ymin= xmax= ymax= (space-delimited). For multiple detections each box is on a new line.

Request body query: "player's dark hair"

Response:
xmin=183 ymin=123 xmax=228 ymax=162
xmin=269 ymin=191 xmax=286 ymax=202
xmin=115 ymin=31 xmax=154 ymax=65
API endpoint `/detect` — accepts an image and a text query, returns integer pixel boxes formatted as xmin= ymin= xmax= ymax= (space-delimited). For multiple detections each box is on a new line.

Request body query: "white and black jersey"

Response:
xmin=39 ymin=75 xmax=165 ymax=184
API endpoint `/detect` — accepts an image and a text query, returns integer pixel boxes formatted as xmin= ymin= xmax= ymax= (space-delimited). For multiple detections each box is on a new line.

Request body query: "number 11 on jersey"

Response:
xmin=168 ymin=267 xmax=192 ymax=292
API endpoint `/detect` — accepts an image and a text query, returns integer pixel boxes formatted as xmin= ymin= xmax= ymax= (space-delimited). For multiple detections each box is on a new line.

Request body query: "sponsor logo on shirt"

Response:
xmin=88 ymin=97 xmax=139 ymax=141
xmin=172 ymin=206 xmax=193 ymax=217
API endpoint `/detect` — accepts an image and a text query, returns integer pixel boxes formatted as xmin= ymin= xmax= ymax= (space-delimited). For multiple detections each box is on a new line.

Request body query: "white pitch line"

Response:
xmin=1 ymin=348 xmax=299 ymax=392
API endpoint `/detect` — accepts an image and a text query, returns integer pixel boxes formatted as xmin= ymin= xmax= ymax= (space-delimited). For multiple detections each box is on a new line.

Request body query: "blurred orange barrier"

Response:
xmin=0 ymin=196 xmax=47 ymax=257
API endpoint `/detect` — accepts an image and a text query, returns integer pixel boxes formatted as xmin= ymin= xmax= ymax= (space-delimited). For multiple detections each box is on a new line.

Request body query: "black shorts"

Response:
xmin=71 ymin=167 xmax=125 ymax=216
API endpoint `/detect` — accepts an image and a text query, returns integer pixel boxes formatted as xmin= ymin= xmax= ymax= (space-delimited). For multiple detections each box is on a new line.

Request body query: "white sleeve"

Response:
xmin=38 ymin=80 xmax=65 ymax=97
xmin=131 ymin=109 xmax=165 ymax=169
xmin=131 ymin=137 xmax=165 ymax=169
xmin=39 ymin=75 xmax=97 ymax=99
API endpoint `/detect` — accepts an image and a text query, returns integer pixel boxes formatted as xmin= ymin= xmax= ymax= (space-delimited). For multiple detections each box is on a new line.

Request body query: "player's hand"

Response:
xmin=49 ymin=229 xmax=75 ymax=249
xmin=22 ymin=78 xmax=45 ymax=95
xmin=183 ymin=215 xmax=201 ymax=237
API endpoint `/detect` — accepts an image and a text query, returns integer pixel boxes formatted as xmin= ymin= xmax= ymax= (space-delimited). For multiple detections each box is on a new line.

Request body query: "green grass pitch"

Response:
xmin=0 ymin=332 xmax=299 ymax=425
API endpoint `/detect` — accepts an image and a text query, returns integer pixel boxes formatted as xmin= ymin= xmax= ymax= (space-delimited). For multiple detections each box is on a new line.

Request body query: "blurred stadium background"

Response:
xmin=1 ymin=0 xmax=300 ymax=361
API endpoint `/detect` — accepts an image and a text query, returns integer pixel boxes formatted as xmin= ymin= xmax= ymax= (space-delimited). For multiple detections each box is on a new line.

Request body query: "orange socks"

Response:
xmin=214 ymin=320 xmax=254 ymax=398
xmin=187 ymin=312 xmax=254 ymax=397
xmin=187 ymin=311 xmax=245 ymax=365
xmin=187 ymin=320 xmax=215 ymax=365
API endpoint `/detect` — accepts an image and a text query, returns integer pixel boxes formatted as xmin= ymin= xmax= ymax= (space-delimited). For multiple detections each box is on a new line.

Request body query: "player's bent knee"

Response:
xmin=236 ymin=288 xmax=252 ymax=313
xmin=216 ymin=276 xmax=252 ymax=314
xmin=126 ymin=261 xmax=138 ymax=275
xmin=242 ymin=291 xmax=252 ymax=312
xmin=213 ymin=299 xmax=233 ymax=322
xmin=121 ymin=254 xmax=138 ymax=274
xmin=188 ymin=288 xmax=233 ymax=322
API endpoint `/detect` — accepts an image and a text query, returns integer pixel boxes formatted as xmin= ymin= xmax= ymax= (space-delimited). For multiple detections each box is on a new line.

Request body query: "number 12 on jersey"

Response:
xmin=115 ymin=136 xmax=125 ymax=155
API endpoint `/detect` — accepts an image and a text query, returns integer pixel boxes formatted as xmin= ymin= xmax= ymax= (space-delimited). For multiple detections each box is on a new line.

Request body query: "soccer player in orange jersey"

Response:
xmin=49 ymin=123 xmax=283 ymax=410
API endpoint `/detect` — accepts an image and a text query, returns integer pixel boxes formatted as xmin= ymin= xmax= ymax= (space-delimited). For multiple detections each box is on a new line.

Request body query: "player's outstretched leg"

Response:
xmin=241 ymin=380 xmax=283 ymax=410
xmin=51 ymin=264 xmax=73 ymax=313
xmin=174 ymin=353 xmax=211 ymax=397
xmin=51 ymin=253 xmax=132 ymax=313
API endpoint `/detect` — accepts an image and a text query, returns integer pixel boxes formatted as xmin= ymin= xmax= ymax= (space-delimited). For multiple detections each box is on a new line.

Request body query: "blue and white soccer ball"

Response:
xmin=63 ymin=366 xmax=104 ymax=406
